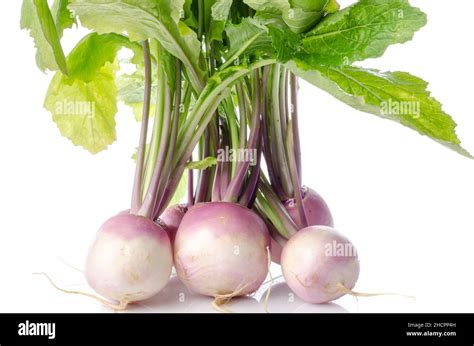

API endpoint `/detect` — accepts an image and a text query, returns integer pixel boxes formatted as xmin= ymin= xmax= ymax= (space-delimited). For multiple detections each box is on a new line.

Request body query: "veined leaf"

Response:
xmin=283 ymin=7 xmax=325 ymax=34
xmin=244 ymin=0 xmax=330 ymax=34
xmin=69 ymin=0 xmax=207 ymax=92
xmin=224 ymin=18 xmax=272 ymax=67
xmin=268 ymin=26 xmax=301 ymax=63
xmin=44 ymin=33 xmax=135 ymax=153
xmin=66 ymin=33 xmax=140 ymax=82
xmin=21 ymin=0 xmax=71 ymax=74
xmin=288 ymin=61 xmax=472 ymax=158
xmin=45 ymin=61 xmax=118 ymax=154
xmin=299 ymin=0 xmax=427 ymax=67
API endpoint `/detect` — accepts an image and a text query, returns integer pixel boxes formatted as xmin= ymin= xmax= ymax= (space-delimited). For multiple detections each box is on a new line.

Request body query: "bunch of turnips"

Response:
xmin=22 ymin=0 xmax=471 ymax=310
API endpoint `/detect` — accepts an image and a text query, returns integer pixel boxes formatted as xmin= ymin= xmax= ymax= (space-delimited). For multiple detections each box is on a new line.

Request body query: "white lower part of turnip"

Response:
xmin=281 ymin=225 xmax=359 ymax=304
xmin=85 ymin=214 xmax=173 ymax=306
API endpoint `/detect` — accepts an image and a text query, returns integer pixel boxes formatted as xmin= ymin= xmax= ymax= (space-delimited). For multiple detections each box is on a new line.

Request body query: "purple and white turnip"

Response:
xmin=281 ymin=226 xmax=359 ymax=304
xmin=85 ymin=214 xmax=173 ymax=306
xmin=174 ymin=202 xmax=270 ymax=298
xmin=21 ymin=0 xmax=468 ymax=312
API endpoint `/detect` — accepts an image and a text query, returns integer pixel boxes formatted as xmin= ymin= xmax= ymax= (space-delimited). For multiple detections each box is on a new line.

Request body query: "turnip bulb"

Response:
xmin=281 ymin=225 xmax=360 ymax=304
xmin=271 ymin=187 xmax=334 ymax=264
xmin=174 ymin=202 xmax=270 ymax=298
xmin=285 ymin=186 xmax=333 ymax=228
xmin=158 ymin=204 xmax=187 ymax=246
xmin=85 ymin=214 xmax=173 ymax=306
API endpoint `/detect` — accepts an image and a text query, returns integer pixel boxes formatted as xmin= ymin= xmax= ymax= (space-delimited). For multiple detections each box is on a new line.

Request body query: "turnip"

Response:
xmin=75 ymin=42 xmax=177 ymax=309
xmin=269 ymin=187 xmax=333 ymax=263
xmin=85 ymin=214 xmax=173 ymax=307
xmin=257 ymin=69 xmax=335 ymax=264
xmin=22 ymin=0 xmax=462 ymax=316
xmin=158 ymin=204 xmax=187 ymax=246
xmin=281 ymin=225 xmax=359 ymax=304
xmin=174 ymin=202 xmax=270 ymax=299
xmin=285 ymin=187 xmax=333 ymax=228
xmin=173 ymin=71 xmax=272 ymax=307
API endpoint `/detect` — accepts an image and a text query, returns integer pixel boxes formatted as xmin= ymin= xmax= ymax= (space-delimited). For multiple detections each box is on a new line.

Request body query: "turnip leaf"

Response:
xmin=288 ymin=61 xmax=472 ymax=158
xmin=244 ymin=0 xmax=333 ymax=34
xmin=44 ymin=33 xmax=137 ymax=153
xmin=68 ymin=0 xmax=207 ymax=92
xmin=298 ymin=0 xmax=427 ymax=67
xmin=21 ymin=0 xmax=72 ymax=74
xmin=45 ymin=61 xmax=118 ymax=154
xmin=223 ymin=17 xmax=271 ymax=67
xmin=66 ymin=33 xmax=141 ymax=83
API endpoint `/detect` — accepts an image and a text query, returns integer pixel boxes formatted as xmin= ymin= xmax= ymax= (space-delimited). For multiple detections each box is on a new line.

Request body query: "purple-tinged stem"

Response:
xmin=223 ymin=70 xmax=261 ymax=203
xmin=161 ymin=90 xmax=231 ymax=209
xmin=211 ymin=120 xmax=224 ymax=202
xmin=290 ymin=73 xmax=302 ymax=182
xmin=219 ymin=121 xmax=231 ymax=199
xmin=152 ymin=61 xmax=183 ymax=219
xmin=131 ymin=40 xmax=152 ymax=215
xmin=259 ymin=177 xmax=298 ymax=237
xmin=195 ymin=129 xmax=211 ymax=203
xmin=271 ymin=65 xmax=292 ymax=199
xmin=261 ymin=66 xmax=285 ymax=200
xmin=236 ymin=82 xmax=247 ymax=149
xmin=239 ymin=129 xmax=262 ymax=207
xmin=279 ymin=67 xmax=288 ymax=139
xmin=187 ymin=168 xmax=194 ymax=207
xmin=161 ymin=59 xmax=277 ymax=209
xmin=285 ymin=122 xmax=308 ymax=229
xmin=138 ymin=81 xmax=172 ymax=218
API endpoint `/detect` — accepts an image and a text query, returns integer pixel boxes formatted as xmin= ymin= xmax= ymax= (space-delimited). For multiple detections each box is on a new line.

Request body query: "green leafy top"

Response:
xmin=20 ymin=0 xmax=471 ymax=159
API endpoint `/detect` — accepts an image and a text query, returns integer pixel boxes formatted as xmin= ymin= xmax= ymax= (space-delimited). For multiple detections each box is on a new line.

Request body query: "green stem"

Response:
xmin=176 ymin=60 xmax=276 ymax=171
xmin=285 ymin=122 xmax=307 ymax=229
xmin=290 ymin=73 xmax=302 ymax=181
xmin=138 ymin=72 xmax=173 ymax=218
xmin=236 ymin=82 xmax=247 ymax=149
xmin=198 ymin=0 xmax=204 ymax=41
xmin=162 ymin=59 xmax=276 ymax=209
xmin=225 ymin=98 xmax=240 ymax=177
xmin=142 ymin=45 xmax=166 ymax=196
xmin=271 ymin=64 xmax=293 ymax=198
xmin=224 ymin=70 xmax=261 ymax=203
xmin=153 ymin=60 xmax=183 ymax=218
xmin=131 ymin=40 xmax=152 ymax=214
xmin=279 ymin=67 xmax=288 ymax=140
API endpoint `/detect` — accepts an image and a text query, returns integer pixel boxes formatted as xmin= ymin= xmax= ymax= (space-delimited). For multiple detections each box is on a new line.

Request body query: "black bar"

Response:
xmin=0 ymin=313 xmax=473 ymax=345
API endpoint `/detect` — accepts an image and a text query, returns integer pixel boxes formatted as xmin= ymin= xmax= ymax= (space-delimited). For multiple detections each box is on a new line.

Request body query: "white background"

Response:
xmin=0 ymin=1 xmax=473 ymax=313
